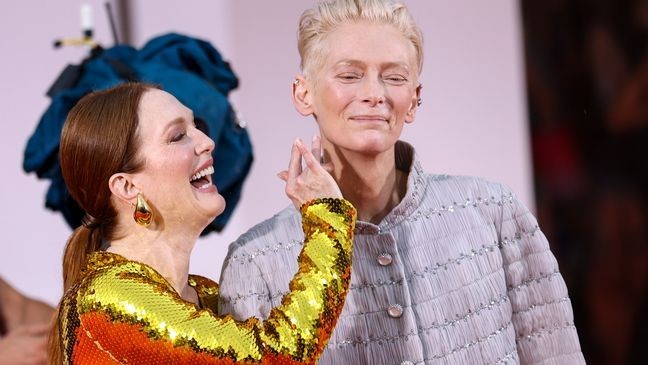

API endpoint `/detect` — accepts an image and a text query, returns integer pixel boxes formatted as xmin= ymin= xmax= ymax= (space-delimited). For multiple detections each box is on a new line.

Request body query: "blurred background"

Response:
xmin=0 ymin=1 xmax=645 ymax=363
xmin=522 ymin=0 xmax=647 ymax=363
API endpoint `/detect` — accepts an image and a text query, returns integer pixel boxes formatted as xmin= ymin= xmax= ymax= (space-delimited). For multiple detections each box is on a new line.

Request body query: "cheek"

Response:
xmin=318 ymin=83 xmax=355 ymax=113
xmin=390 ymin=89 xmax=416 ymax=114
xmin=148 ymin=150 xmax=193 ymax=180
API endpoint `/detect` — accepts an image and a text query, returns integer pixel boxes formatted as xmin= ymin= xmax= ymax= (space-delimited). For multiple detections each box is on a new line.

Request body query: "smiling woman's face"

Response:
xmin=129 ymin=89 xmax=225 ymax=229
xmin=306 ymin=21 xmax=420 ymax=156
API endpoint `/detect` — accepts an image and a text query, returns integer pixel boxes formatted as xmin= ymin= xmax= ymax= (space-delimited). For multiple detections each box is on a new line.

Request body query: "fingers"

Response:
xmin=310 ymin=134 xmax=334 ymax=174
xmin=296 ymin=138 xmax=321 ymax=172
xmin=277 ymin=171 xmax=288 ymax=181
xmin=23 ymin=323 xmax=50 ymax=336
xmin=286 ymin=139 xmax=303 ymax=183
xmin=11 ymin=324 xmax=49 ymax=339
xmin=311 ymin=134 xmax=322 ymax=163
xmin=25 ymin=353 xmax=48 ymax=365
xmin=321 ymin=161 xmax=334 ymax=175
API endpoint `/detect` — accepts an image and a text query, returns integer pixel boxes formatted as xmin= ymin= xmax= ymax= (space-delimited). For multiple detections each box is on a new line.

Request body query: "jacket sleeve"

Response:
xmin=496 ymin=187 xmax=585 ymax=364
xmin=74 ymin=198 xmax=356 ymax=364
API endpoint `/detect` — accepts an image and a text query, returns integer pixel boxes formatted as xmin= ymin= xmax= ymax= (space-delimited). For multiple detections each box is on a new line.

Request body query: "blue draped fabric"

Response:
xmin=23 ymin=33 xmax=253 ymax=234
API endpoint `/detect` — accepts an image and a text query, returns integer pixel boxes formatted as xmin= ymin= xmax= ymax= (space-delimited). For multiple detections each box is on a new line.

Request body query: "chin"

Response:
xmin=351 ymin=136 xmax=397 ymax=154
xmin=205 ymin=195 xmax=227 ymax=219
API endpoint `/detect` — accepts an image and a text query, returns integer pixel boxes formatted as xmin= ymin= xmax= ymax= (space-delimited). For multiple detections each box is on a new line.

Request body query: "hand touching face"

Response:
xmin=279 ymin=135 xmax=342 ymax=208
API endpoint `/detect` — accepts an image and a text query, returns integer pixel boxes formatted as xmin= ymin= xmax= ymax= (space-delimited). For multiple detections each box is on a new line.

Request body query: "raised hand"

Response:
xmin=279 ymin=135 xmax=342 ymax=208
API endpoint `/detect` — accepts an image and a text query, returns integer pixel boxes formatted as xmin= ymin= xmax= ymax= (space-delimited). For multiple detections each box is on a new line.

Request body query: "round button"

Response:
xmin=377 ymin=252 xmax=393 ymax=266
xmin=401 ymin=361 xmax=414 ymax=365
xmin=387 ymin=304 xmax=404 ymax=318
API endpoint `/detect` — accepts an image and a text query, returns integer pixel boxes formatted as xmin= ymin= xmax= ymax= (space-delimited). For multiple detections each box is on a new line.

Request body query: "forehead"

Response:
xmin=138 ymin=89 xmax=192 ymax=129
xmin=321 ymin=22 xmax=416 ymax=69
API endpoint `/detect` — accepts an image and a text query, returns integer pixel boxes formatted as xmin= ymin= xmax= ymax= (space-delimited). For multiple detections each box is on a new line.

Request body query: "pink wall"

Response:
xmin=0 ymin=0 xmax=531 ymax=305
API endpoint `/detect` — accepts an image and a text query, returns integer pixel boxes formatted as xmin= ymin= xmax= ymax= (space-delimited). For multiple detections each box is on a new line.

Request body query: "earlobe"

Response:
xmin=108 ymin=173 xmax=139 ymax=206
xmin=405 ymin=83 xmax=423 ymax=124
xmin=292 ymin=75 xmax=314 ymax=116
xmin=405 ymin=107 xmax=417 ymax=123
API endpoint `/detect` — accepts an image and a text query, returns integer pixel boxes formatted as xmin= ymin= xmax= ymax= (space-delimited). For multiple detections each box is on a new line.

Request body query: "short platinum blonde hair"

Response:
xmin=297 ymin=0 xmax=424 ymax=78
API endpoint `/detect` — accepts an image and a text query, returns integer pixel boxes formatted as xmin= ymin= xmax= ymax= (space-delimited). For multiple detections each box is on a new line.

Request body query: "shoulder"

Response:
xmin=189 ymin=275 xmax=220 ymax=313
xmin=421 ymin=173 xmax=514 ymax=202
xmin=71 ymin=258 xmax=170 ymax=309
xmin=189 ymin=274 xmax=219 ymax=290
xmin=407 ymin=173 xmax=520 ymax=227
xmin=224 ymin=205 xmax=303 ymax=263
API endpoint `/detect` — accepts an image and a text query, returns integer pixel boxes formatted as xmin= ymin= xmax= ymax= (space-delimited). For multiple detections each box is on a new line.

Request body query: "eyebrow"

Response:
xmin=334 ymin=59 xmax=411 ymax=71
xmin=162 ymin=112 xmax=194 ymax=133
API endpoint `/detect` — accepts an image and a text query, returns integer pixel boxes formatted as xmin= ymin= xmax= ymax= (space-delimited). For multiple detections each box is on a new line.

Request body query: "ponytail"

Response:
xmin=62 ymin=225 xmax=103 ymax=291
xmin=48 ymin=224 xmax=103 ymax=364
xmin=47 ymin=311 xmax=62 ymax=365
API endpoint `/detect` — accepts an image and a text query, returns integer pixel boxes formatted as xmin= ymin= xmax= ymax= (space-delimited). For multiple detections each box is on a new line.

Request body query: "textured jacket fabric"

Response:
xmin=218 ymin=141 xmax=584 ymax=364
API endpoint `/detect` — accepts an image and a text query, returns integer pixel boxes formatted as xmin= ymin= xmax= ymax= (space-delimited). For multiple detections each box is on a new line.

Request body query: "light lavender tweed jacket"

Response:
xmin=218 ymin=142 xmax=584 ymax=365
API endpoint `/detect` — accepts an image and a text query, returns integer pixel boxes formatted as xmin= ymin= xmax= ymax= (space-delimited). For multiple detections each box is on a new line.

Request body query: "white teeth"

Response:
xmin=191 ymin=166 xmax=214 ymax=182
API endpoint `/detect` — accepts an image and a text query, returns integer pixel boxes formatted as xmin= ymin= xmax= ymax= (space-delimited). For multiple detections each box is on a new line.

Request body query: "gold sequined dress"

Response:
xmin=57 ymin=198 xmax=356 ymax=364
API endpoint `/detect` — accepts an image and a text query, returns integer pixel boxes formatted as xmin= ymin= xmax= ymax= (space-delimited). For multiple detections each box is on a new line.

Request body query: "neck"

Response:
xmin=325 ymin=144 xmax=408 ymax=224
xmin=107 ymin=223 xmax=200 ymax=303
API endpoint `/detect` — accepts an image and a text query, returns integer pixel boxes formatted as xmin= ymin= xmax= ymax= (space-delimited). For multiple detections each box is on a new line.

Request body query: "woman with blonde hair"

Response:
xmin=49 ymin=82 xmax=356 ymax=364
xmin=219 ymin=1 xmax=585 ymax=364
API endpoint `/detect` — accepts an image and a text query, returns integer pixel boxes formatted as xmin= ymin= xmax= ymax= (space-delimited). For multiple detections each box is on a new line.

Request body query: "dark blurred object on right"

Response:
xmin=521 ymin=0 xmax=648 ymax=363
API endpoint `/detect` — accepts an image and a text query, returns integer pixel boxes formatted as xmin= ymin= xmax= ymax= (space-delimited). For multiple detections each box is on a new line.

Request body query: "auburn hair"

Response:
xmin=48 ymin=82 xmax=154 ymax=364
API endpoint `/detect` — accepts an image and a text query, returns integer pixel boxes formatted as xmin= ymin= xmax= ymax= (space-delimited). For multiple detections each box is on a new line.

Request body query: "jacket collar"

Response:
xmin=354 ymin=140 xmax=427 ymax=235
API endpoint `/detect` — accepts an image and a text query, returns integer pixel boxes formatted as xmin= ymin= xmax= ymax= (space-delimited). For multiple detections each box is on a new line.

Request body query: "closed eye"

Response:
xmin=170 ymin=131 xmax=186 ymax=143
xmin=338 ymin=73 xmax=362 ymax=81
xmin=384 ymin=75 xmax=408 ymax=84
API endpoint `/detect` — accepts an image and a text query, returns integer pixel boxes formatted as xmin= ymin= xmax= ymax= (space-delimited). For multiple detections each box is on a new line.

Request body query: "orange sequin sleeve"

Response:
xmin=59 ymin=198 xmax=355 ymax=364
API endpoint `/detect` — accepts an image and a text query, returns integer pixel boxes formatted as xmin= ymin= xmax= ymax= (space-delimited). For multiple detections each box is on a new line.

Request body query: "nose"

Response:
xmin=195 ymin=129 xmax=215 ymax=155
xmin=361 ymin=75 xmax=386 ymax=106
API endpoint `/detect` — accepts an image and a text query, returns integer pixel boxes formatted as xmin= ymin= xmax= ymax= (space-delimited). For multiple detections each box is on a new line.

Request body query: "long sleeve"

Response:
xmin=497 ymin=188 xmax=585 ymax=364
xmin=218 ymin=206 xmax=305 ymax=322
xmin=60 ymin=198 xmax=356 ymax=364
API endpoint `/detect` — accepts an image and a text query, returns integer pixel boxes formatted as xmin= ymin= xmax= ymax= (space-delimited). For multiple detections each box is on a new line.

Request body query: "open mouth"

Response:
xmin=190 ymin=166 xmax=214 ymax=190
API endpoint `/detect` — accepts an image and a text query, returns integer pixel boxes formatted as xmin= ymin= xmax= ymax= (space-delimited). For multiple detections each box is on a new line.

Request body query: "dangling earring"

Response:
xmin=134 ymin=193 xmax=152 ymax=227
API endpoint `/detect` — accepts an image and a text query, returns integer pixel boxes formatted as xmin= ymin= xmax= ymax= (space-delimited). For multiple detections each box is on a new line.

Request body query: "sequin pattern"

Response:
xmin=57 ymin=198 xmax=356 ymax=364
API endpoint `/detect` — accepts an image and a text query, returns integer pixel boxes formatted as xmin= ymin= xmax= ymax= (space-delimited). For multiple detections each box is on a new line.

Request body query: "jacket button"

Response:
xmin=377 ymin=252 xmax=393 ymax=266
xmin=387 ymin=304 xmax=404 ymax=318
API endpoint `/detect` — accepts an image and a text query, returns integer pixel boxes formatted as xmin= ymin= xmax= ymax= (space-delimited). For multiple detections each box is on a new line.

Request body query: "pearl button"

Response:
xmin=387 ymin=304 xmax=404 ymax=318
xmin=377 ymin=252 xmax=393 ymax=266
xmin=401 ymin=361 xmax=414 ymax=365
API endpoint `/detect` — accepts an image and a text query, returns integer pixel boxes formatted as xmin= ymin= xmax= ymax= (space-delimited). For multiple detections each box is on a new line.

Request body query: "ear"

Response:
xmin=405 ymin=83 xmax=422 ymax=124
xmin=292 ymin=75 xmax=314 ymax=116
xmin=108 ymin=172 xmax=139 ymax=207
